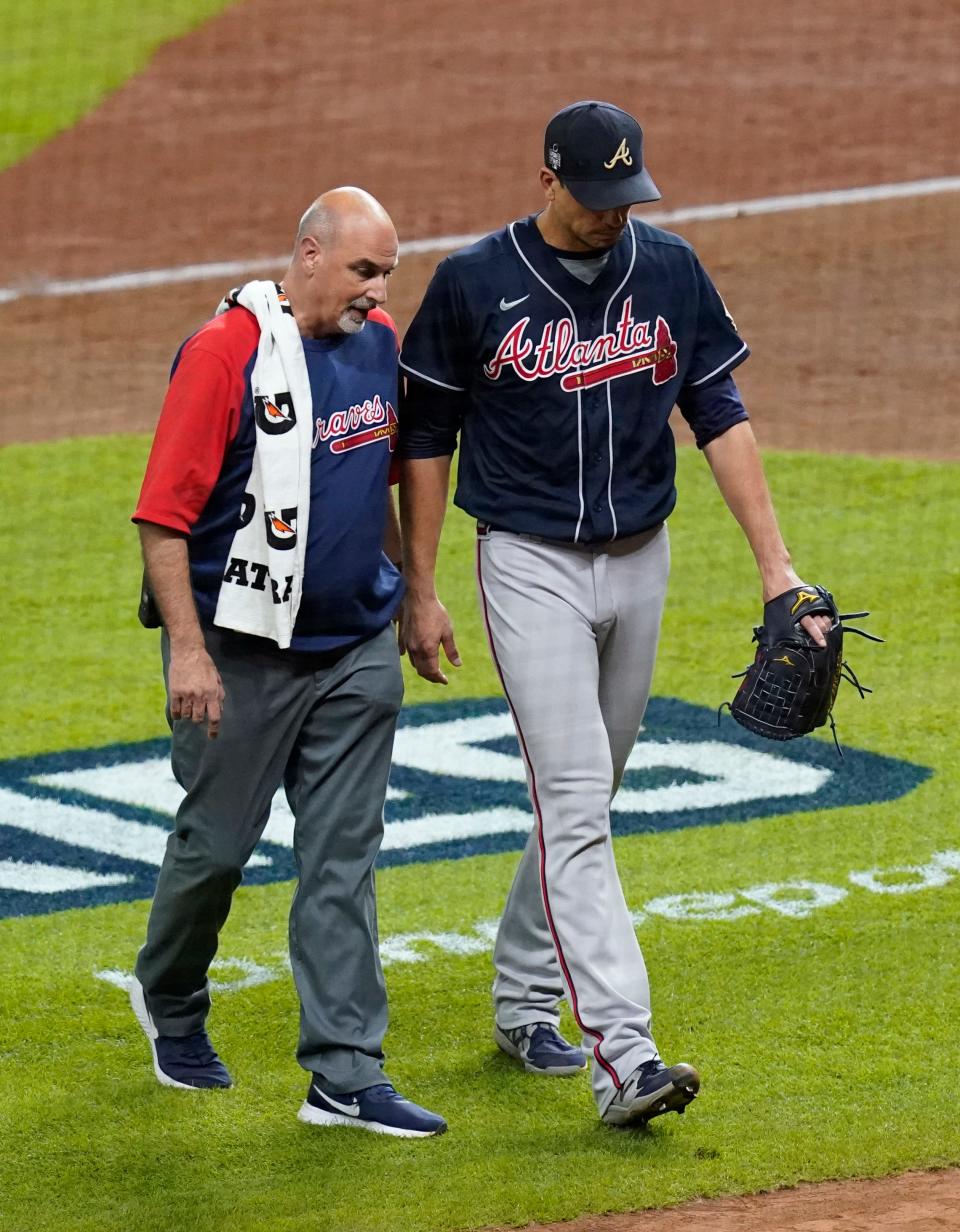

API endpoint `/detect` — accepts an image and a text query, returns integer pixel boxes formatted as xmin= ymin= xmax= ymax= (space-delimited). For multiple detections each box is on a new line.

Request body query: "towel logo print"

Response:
xmin=263 ymin=507 xmax=298 ymax=550
xmin=254 ymin=392 xmax=297 ymax=435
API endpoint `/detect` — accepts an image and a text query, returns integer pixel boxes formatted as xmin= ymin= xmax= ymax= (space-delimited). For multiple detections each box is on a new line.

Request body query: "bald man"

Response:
xmin=129 ymin=189 xmax=447 ymax=1137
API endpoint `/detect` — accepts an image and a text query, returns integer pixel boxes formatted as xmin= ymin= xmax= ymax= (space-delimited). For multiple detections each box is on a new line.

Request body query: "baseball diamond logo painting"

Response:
xmin=0 ymin=697 xmax=930 ymax=920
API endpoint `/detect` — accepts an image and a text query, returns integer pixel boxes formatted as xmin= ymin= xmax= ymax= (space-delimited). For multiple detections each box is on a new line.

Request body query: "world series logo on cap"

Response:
xmin=547 ymin=143 xmax=561 ymax=171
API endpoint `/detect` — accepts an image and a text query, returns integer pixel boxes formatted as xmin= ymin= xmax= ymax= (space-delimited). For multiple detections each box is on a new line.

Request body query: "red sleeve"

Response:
xmin=133 ymin=342 xmax=247 ymax=533
xmin=368 ymin=308 xmax=401 ymax=484
xmin=369 ymin=306 xmax=400 ymax=346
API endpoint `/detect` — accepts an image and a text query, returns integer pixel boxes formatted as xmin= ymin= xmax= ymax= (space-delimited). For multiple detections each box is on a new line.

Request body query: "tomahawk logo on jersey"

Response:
xmin=400 ymin=215 xmax=750 ymax=543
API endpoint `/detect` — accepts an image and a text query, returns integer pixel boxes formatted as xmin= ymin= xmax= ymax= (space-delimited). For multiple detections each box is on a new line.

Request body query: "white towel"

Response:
xmin=212 ymin=281 xmax=313 ymax=648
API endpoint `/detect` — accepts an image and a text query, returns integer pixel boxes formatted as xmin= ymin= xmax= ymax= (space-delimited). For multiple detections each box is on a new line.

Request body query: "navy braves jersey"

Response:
xmin=399 ymin=214 xmax=750 ymax=542
xmin=135 ymin=306 xmax=403 ymax=651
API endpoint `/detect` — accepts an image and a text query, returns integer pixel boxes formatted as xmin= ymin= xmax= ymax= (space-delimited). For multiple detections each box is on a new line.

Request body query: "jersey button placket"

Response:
xmin=577 ymin=309 xmax=605 ymax=537
xmin=583 ymin=388 xmax=607 ymax=526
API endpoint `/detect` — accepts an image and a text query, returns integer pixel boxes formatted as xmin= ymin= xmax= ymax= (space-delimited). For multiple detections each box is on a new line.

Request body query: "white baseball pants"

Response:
xmin=476 ymin=524 xmax=670 ymax=1113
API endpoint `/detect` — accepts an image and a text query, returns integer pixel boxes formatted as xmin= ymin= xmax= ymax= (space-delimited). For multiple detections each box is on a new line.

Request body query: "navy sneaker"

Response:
xmin=129 ymin=977 xmax=232 ymax=1090
xmin=494 ymin=1021 xmax=587 ymax=1076
xmin=601 ymin=1058 xmax=700 ymax=1127
xmin=298 ymin=1079 xmax=447 ymax=1138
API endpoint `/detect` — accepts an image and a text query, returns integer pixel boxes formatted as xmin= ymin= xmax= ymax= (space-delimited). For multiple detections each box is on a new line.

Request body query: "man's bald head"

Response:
xmin=295 ymin=187 xmax=395 ymax=253
xmin=285 ymin=187 xmax=399 ymax=338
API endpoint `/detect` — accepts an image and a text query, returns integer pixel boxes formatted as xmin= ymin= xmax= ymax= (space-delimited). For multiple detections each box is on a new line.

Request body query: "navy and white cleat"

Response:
xmin=601 ymin=1058 xmax=700 ymax=1127
xmin=298 ymin=1080 xmax=447 ymax=1138
xmin=494 ymin=1021 xmax=587 ymax=1076
xmin=129 ymin=977 xmax=232 ymax=1090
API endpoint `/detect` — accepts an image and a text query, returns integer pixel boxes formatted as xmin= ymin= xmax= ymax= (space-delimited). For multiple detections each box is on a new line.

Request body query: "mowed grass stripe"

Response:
xmin=0 ymin=0 xmax=238 ymax=172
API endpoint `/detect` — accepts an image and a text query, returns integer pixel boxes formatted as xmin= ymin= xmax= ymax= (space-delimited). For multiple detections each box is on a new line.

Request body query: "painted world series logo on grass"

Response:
xmin=0 ymin=696 xmax=931 ymax=920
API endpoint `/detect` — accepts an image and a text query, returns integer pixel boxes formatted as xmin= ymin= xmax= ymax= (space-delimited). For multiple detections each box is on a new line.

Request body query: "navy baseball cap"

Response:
xmin=543 ymin=100 xmax=660 ymax=210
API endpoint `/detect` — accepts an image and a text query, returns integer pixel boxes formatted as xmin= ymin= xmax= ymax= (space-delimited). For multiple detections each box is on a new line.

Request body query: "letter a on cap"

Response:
xmin=604 ymin=139 xmax=633 ymax=170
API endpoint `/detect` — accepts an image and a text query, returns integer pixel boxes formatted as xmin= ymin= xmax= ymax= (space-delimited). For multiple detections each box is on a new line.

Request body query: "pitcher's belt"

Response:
xmin=476 ymin=521 xmax=663 ymax=555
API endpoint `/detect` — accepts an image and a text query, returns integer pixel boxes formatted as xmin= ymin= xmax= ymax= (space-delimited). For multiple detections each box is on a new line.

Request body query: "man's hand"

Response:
xmin=168 ymin=644 xmax=225 ymax=738
xmin=399 ymin=594 xmax=461 ymax=685
xmin=139 ymin=523 xmax=226 ymax=735
xmin=763 ymin=569 xmax=831 ymax=648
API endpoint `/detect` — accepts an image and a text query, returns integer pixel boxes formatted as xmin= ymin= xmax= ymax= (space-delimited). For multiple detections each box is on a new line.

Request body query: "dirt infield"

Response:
xmin=1 ymin=0 xmax=958 ymax=456
xmin=1 ymin=0 xmax=958 ymax=1227
xmin=510 ymin=1169 xmax=960 ymax=1231
xmin=1 ymin=0 xmax=958 ymax=283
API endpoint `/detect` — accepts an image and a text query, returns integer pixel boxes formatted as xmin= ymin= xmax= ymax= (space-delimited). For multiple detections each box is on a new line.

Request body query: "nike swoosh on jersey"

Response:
xmin=313 ymin=1085 xmax=360 ymax=1117
xmin=499 ymin=294 xmax=530 ymax=311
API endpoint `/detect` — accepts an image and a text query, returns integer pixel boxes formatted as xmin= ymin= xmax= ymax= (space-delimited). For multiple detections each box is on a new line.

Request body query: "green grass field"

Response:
xmin=0 ymin=0 xmax=237 ymax=171
xmin=1 ymin=436 xmax=958 ymax=1231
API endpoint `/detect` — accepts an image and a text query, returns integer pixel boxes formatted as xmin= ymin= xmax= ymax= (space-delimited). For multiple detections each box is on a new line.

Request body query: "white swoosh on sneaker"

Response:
xmin=314 ymin=1085 xmax=360 ymax=1117
xmin=499 ymin=294 xmax=530 ymax=311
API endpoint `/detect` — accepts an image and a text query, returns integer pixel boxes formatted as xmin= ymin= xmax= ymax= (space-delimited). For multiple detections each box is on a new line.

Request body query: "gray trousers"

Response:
xmin=476 ymin=526 xmax=670 ymax=1114
xmin=135 ymin=622 xmax=403 ymax=1092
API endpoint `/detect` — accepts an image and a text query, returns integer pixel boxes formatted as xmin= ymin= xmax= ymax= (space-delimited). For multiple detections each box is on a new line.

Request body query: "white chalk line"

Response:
xmin=1 ymin=175 xmax=958 ymax=306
